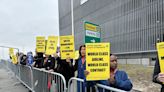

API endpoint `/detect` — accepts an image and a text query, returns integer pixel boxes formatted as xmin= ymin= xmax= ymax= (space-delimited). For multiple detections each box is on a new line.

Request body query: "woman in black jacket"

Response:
xmin=54 ymin=56 xmax=74 ymax=86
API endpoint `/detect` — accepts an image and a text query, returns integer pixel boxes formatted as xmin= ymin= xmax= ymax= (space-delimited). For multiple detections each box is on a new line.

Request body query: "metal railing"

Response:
xmin=68 ymin=77 xmax=128 ymax=92
xmin=6 ymin=60 xmax=20 ymax=79
xmin=68 ymin=77 xmax=84 ymax=92
xmin=32 ymin=67 xmax=67 ymax=92
xmin=1 ymin=60 xmax=133 ymax=92
xmin=19 ymin=65 xmax=34 ymax=91
xmin=1 ymin=60 xmax=67 ymax=92
xmin=96 ymin=84 xmax=127 ymax=92
xmin=2 ymin=60 xmax=34 ymax=91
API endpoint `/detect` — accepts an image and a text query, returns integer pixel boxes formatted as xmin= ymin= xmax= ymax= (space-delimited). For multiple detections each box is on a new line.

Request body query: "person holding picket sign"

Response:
xmin=53 ymin=53 xmax=74 ymax=87
xmin=85 ymin=54 xmax=133 ymax=92
xmin=73 ymin=45 xmax=96 ymax=92
xmin=153 ymin=42 xmax=164 ymax=92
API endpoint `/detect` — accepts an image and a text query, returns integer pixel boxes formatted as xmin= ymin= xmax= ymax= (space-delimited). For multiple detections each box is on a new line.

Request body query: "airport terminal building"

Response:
xmin=58 ymin=0 xmax=164 ymax=65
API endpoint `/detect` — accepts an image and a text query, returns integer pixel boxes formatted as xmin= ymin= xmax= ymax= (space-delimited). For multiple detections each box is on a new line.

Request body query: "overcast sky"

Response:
xmin=0 ymin=0 xmax=59 ymax=58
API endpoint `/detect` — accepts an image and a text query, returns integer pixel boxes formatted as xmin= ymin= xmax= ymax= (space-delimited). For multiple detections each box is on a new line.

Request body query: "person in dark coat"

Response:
xmin=85 ymin=54 xmax=133 ymax=92
xmin=43 ymin=55 xmax=55 ymax=70
xmin=33 ymin=52 xmax=44 ymax=68
xmin=20 ymin=54 xmax=27 ymax=65
xmin=54 ymin=55 xmax=74 ymax=87
xmin=153 ymin=58 xmax=164 ymax=92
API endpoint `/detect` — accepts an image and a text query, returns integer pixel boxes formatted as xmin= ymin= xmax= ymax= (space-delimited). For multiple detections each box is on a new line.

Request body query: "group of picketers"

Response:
xmin=13 ymin=45 xmax=133 ymax=92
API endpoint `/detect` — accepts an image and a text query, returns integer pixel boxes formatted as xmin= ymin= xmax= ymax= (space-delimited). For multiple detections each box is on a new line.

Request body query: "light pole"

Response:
xmin=71 ymin=0 xmax=88 ymax=35
xmin=71 ymin=0 xmax=74 ymax=36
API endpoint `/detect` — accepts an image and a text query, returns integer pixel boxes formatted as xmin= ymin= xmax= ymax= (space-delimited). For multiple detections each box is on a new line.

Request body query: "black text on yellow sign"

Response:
xmin=157 ymin=42 xmax=164 ymax=73
xmin=60 ymin=35 xmax=75 ymax=59
xmin=86 ymin=43 xmax=110 ymax=81
xmin=36 ymin=36 xmax=45 ymax=53
xmin=45 ymin=36 xmax=58 ymax=55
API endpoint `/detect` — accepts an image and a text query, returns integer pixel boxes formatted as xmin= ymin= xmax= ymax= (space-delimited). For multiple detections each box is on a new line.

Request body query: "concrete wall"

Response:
xmin=117 ymin=59 xmax=127 ymax=64
xmin=118 ymin=58 xmax=151 ymax=66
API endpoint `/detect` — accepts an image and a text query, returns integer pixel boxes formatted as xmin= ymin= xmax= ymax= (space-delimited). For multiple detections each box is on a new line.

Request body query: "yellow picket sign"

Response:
xmin=60 ymin=35 xmax=75 ymax=59
xmin=36 ymin=36 xmax=45 ymax=53
xmin=157 ymin=42 xmax=164 ymax=73
xmin=74 ymin=50 xmax=79 ymax=60
xmin=12 ymin=55 xmax=18 ymax=64
xmin=45 ymin=36 xmax=58 ymax=55
xmin=86 ymin=43 xmax=110 ymax=81
xmin=9 ymin=48 xmax=14 ymax=56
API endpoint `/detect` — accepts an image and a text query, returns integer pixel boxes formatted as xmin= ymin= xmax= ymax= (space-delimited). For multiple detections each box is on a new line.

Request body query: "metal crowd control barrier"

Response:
xmin=1 ymin=60 xmax=34 ymax=92
xmin=1 ymin=60 xmax=130 ymax=92
xmin=68 ymin=77 xmax=82 ymax=92
xmin=1 ymin=59 xmax=67 ymax=92
xmin=68 ymin=77 xmax=128 ymax=92
xmin=0 ymin=59 xmax=7 ymax=68
xmin=68 ymin=77 xmax=96 ymax=92
xmin=32 ymin=67 xmax=67 ymax=92
xmin=5 ymin=60 xmax=20 ymax=79
xmin=96 ymin=84 xmax=127 ymax=92
xmin=19 ymin=65 xmax=34 ymax=91
xmin=11 ymin=63 xmax=20 ymax=78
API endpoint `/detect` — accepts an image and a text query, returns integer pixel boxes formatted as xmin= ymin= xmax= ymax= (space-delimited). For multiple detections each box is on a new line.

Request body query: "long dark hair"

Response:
xmin=110 ymin=53 xmax=113 ymax=56
xmin=79 ymin=45 xmax=85 ymax=57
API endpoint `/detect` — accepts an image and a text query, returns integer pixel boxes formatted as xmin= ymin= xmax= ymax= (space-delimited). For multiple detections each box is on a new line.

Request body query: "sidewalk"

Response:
xmin=0 ymin=67 xmax=29 ymax=92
